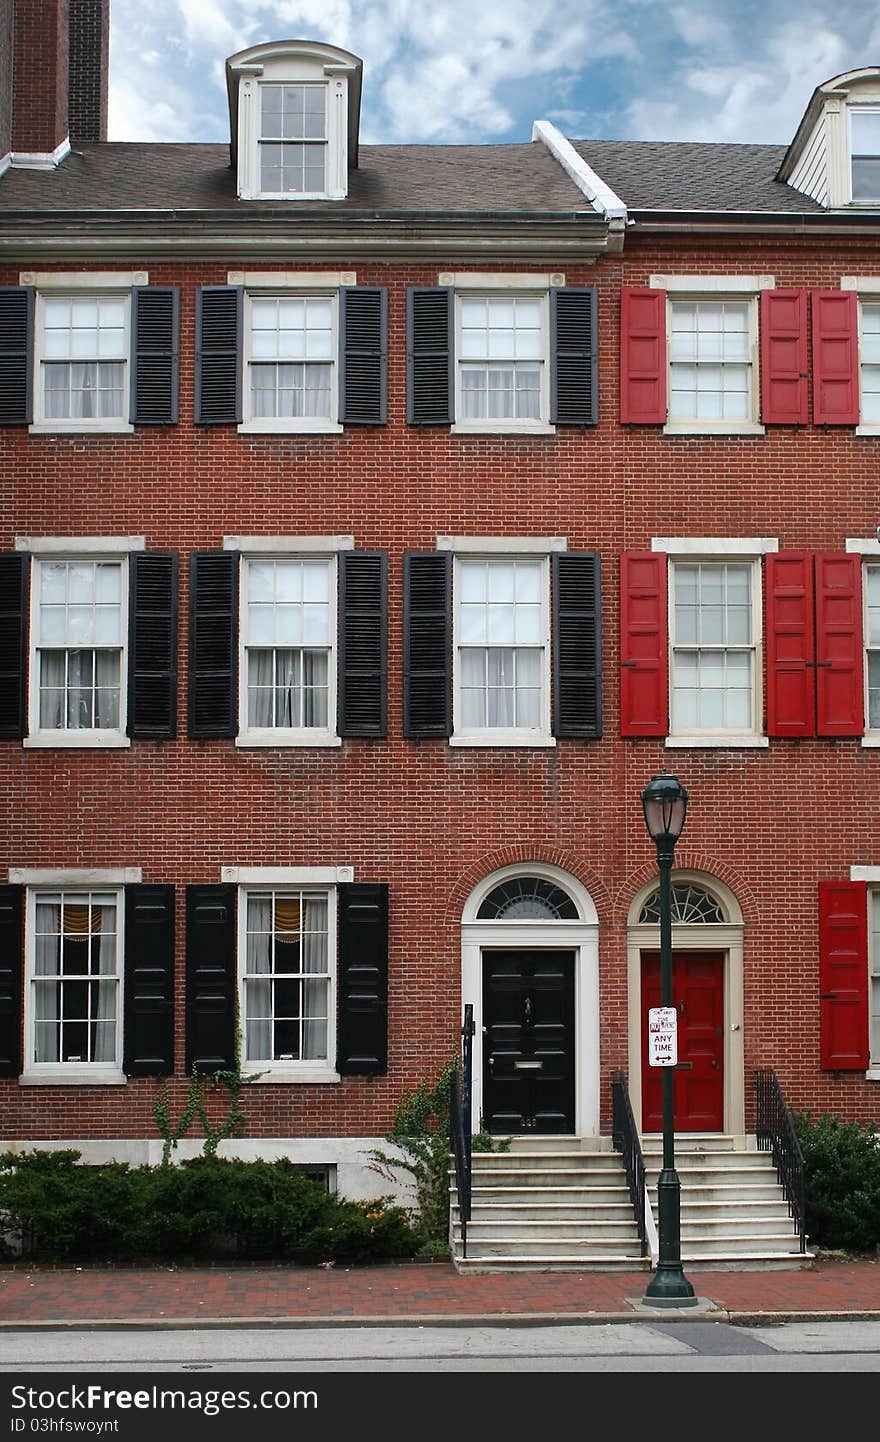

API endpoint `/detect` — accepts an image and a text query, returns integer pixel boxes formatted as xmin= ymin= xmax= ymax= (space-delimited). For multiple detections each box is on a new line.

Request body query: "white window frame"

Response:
xmin=236 ymin=879 xmax=339 ymax=1082
xmin=452 ymin=286 xmax=548 ymax=432
xmin=25 ymin=547 xmax=131 ymax=749
xmin=652 ymin=275 xmax=772 ymax=437
xmin=655 ymin=538 xmax=776 ymax=749
xmin=862 ymin=557 xmax=880 ymax=742
xmin=21 ymin=884 xmax=126 ymax=1086
xmin=235 ymin=547 xmax=341 ymax=749
xmin=450 ymin=549 xmax=554 ymax=748
xmin=239 ymin=288 xmax=342 ymax=435
xmin=841 ymin=280 xmax=880 ymax=434
xmin=30 ymin=287 xmax=134 ymax=436
xmin=237 ymin=73 xmax=349 ymax=202
xmin=847 ymin=106 xmax=880 ymax=205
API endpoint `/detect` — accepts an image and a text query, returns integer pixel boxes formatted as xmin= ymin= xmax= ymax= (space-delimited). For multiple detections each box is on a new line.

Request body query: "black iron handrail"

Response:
xmin=755 ymin=1068 xmax=807 ymax=1253
xmin=611 ymin=1069 xmax=649 ymax=1256
xmin=449 ymin=1004 xmax=474 ymax=1258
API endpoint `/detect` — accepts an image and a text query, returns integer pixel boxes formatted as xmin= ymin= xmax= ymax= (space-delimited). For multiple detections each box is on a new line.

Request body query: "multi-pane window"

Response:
xmin=458 ymin=297 xmax=544 ymax=422
xmin=669 ymin=301 xmax=753 ymax=424
xmin=671 ymin=561 xmax=756 ymax=733
xmin=243 ymin=558 xmax=333 ymax=733
xmin=34 ymin=560 xmax=124 ymax=733
xmin=865 ymin=564 xmax=880 ymax=730
xmin=39 ymin=295 xmax=127 ymax=422
xmin=259 ymin=83 xmax=326 ymax=194
xmin=859 ymin=302 xmax=880 ymax=423
xmin=242 ymin=890 xmax=332 ymax=1065
xmin=456 ymin=558 xmax=545 ymax=732
xmin=850 ymin=110 xmax=880 ymax=202
xmin=247 ymin=296 xmax=334 ymax=423
xmin=30 ymin=892 xmax=120 ymax=1067
xmin=865 ymin=888 xmax=871 ymax=1061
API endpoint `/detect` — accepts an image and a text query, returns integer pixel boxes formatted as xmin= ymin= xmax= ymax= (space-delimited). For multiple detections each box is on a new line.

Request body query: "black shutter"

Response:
xmin=337 ymin=883 xmax=388 ymax=1076
xmin=0 ymin=553 xmax=28 ymax=739
xmin=128 ymin=552 xmax=179 ymax=740
xmin=407 ymin=288 xmax=453 ymax=425
xmin=124 ymin=884 xmax=175 ymax=1075
xmin=552 ymin=551 xmax=602 ymax=738
xmin=195 ymin=286 xmax=242 ymax=426
xmin=0 ymin=885 xmax=22 ymax=1077
xmin=0 ymin=287 xmax=34 ymax=426
xmin=131 ymin=286 xmax=180 ymax=425
xmin=188 ymin=552 xmax=238 ymax=739
xmin=185 ymin=884 xmax=236 ymax=1074
xmin=339 ymin=287 xmax=387 ymax=425
xmin=550 ymin=288 xmax=598 ymax=426
xmin=403 ymin=551 xmax=452 ymax=739
xmin=338 ymin=550 xmax=387 ymax=737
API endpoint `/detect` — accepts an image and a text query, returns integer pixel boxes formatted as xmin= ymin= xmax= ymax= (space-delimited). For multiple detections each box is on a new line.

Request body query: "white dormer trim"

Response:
xmin=781 ymin=69 xmax=880 ymax=209
xmin=226 ymin=40 xmax=362 ymax=203
xmin=532 ymin=121 xmax=627 ymax=224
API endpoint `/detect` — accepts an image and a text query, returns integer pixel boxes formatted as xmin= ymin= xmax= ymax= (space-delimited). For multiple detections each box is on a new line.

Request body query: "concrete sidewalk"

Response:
xmin=1 ymin=1255 xmax=878 ymax=1329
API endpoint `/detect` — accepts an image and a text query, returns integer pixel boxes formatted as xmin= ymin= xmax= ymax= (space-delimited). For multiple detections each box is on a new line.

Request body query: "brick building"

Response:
xmin=1 ymin=2 xmax=878 ymax=1266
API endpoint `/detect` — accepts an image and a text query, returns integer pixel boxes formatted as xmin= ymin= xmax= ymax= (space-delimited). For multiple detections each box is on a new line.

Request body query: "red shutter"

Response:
xmin=620 ymin=551 xmax=668 ymax=736
xmin=818 ymin=881 xmax=869 ymax=1071
xmin=760 ymin=290 xmax=808 ymax=425
xmin=811 ymin=290 xmax=859 ymax=425
xmin=815 ymin=553 xmax=864 ymax=736
xmin=620 ymin=288 xmax=667 ymax=424
xmin=764 ymin=553 xmax=816 ymax=737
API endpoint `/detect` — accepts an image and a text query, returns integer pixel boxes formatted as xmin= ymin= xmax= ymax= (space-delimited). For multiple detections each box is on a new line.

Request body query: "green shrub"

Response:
xmin=0 ymin=1151 xmax=420 ymax=1264
xmin=793 ymin=1113 xmax=880 ymax=1251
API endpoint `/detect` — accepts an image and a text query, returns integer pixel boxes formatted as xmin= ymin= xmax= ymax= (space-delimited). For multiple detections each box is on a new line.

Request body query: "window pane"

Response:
xmin=852 ymin=158 xmax=880 ymax=200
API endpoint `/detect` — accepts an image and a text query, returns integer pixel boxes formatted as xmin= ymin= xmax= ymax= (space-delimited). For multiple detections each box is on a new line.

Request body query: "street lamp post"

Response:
xmin=641 ymin=772 xmax=696 ymax=1305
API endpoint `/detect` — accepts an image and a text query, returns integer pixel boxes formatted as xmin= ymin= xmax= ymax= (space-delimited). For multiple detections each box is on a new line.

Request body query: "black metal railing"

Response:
xmin=755 ymin=1068 xmax=807 ymax=1252
xmin=449 ymin=1004 xmax=475 ymax=1257
xmin=611 ymin=1069 xmax=649 ymax=1256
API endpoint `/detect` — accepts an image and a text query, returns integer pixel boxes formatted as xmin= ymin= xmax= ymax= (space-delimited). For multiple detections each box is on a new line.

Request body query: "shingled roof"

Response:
xmin=571 ymin=140 xmax=825 ymax=214
xmin=0 ymin=140 xmax=594 ymax=214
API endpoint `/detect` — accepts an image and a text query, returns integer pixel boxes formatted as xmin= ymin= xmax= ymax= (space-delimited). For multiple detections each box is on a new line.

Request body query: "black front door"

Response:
xmin=482 ymin=950 xmax=575 ymax=1134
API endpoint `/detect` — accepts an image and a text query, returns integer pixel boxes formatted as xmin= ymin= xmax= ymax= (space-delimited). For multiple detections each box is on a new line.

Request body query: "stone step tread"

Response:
xmin=454 ymin=1254 xmax=646 ymax=1265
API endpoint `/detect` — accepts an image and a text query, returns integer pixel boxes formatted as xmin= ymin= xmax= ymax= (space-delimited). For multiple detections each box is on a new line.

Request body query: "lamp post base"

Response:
xmin=644 ymin=1168 xmax=696 ymax=1303
xmin=643 ymin=1269 xmax=699 ymax=1306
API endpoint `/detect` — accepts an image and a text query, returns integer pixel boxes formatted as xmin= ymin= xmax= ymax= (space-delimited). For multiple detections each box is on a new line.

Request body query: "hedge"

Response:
xmin=793 ymin=1114 xmax=880 ymax=1252
xmin=0 ymin=1151 xmax=419 ymax=1263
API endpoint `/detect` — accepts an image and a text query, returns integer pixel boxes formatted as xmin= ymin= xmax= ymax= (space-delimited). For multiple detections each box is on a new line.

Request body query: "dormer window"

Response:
xmin=260 ymin=84 xmax=327 ymax=195
xmin=850 ymin=109 xmax=880 ymax=201
xmin=226 ymin=40 xmax=362 ymax=203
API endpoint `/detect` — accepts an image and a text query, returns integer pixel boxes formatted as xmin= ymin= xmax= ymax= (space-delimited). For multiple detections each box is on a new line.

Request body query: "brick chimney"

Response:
xmin=3 ymin=0 xmax=109 ymax=167
xmin=68 ymin=0 xmax=109 ymax=142
xmin=11 ymin=0 xmax=71 ymax=160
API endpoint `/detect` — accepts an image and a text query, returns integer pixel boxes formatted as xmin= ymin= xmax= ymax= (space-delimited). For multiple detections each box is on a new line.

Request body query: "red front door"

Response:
xmin=641 ymin=950 xmax=724 ymax=1132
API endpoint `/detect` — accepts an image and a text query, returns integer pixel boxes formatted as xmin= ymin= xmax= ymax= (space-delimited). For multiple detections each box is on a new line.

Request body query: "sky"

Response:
xmin=108 ymin=0 xmax=880 ymax=148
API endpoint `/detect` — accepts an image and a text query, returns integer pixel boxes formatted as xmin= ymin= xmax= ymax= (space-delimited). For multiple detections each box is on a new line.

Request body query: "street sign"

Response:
xmin=648 ymin=1006 xmax=678 ymax=1067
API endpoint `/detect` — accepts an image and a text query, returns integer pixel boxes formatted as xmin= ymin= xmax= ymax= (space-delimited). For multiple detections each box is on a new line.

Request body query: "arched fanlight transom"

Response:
xmin=477 ymin=876 xmax=579 ymax=921
xmin=638 ymin=882 xmax=726 ymax=926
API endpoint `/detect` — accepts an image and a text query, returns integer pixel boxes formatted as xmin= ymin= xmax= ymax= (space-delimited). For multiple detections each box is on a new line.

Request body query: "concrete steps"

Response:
xmin=642 ymin=1135 xmax=810 ymax=1267
xmin=451 ymin=1140 xmax=647 ymax=1273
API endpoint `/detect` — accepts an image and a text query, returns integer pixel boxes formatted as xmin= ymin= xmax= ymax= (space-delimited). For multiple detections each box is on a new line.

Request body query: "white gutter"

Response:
xmin=532 ymin=119 xmax=627 ymax=224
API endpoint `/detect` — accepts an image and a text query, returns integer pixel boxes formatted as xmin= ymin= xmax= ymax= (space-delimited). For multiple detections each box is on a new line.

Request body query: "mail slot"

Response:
xmin=674 ymin=1061 xmax=694 ymax=1070
xmin=514 ymin=1059 xmax=543 ymax=1070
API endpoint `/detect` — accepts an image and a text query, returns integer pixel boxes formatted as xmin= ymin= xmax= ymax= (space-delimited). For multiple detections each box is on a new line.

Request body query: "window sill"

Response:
xmin=662 ymin=423 xmax=765 ymax=438
xmin=450 ymin=423 xmax=556 ymax=437
xmin=861 ymin=736 xmax=880 ymax=747
xmin=29 ymin=422 xmax=134 ymax=436
xmin=243 ymin=1068 xmax=340 ymax=1084
xmin=665 ymin=734 xmax=769 ymax=749
xmin=450 ymin=733 xmax=557 ymax=748
xmin=23 ymin=738 xmax=129 ymax=749
xmin=236 ymin=732 xmax=342 ymax=749
xmin=23 ymin=733 xmax=131 ymax=749
xmin=20 ymin=1069 xmax=126 ymax=1086
xmin=855 ymin=426 xmax=880 ymax=436
xmin=865 ymin=1068 xmax=880 ymax=1081
xmin=237 ymin=421 xmax=344 ymax=436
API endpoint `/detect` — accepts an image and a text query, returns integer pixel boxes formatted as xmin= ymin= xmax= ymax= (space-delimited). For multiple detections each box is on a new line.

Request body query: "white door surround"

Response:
xmin=461 ymin=863 xmax=600 ymax=1139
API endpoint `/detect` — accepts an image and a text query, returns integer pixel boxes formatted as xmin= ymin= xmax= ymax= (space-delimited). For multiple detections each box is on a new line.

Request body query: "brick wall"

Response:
xmin=68 ymin=0 xmax=108 ymax=142
xmin=2 ymin=234 xmax=879 ymax=1142
xmin=11 ymin=0 xmax=69 ymax=155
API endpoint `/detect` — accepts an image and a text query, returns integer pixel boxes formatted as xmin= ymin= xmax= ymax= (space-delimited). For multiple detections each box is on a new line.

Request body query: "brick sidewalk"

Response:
xmin=1 ymin=1256 xmax=878 ymax=1326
